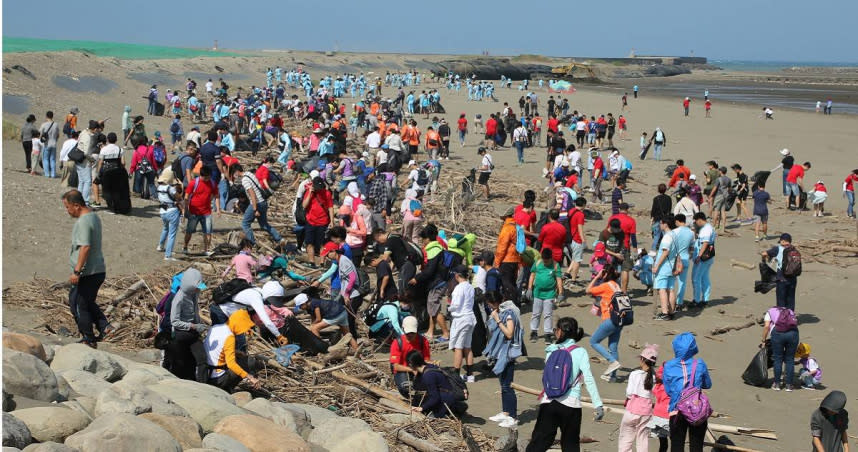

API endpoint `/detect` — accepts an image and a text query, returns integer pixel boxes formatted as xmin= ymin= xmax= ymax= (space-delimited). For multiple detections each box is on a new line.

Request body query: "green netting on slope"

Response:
xmin=3 ymin=37 xmax=248 ymax=59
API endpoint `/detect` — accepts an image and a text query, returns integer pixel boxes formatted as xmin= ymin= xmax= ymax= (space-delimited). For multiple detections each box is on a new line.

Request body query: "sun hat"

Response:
xmin=157 ymin=169 xmax=176 ymax=185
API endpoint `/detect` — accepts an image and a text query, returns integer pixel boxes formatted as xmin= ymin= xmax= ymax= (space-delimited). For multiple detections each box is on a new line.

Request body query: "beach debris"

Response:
xmin=12 ymin=65 xmax=36 ymax=80
xmin=711 ymin=321 xmax=757 ymax=336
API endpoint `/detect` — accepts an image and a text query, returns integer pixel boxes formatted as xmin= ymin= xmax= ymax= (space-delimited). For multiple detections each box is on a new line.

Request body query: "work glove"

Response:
xmin=276 ymin=335 xmax=289 ymax=346
xmin=594 ymin=406 xmax=604 ymax=421
xmin=193 ymin=323 xmax=209 ymax=334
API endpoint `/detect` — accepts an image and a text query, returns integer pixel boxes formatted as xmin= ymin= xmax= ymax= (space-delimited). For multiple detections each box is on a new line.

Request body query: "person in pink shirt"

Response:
xmin=222 ymin=239 xmax=257 ymax=283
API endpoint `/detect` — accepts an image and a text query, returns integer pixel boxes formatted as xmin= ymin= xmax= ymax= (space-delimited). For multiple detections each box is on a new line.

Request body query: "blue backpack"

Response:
xmin=515 ymin=225 xmax=527 ymax=254
xmin=542 ymin=345 xmax=581 ymax=399
xmin=153 ymin=145 xmax=167 ymax=165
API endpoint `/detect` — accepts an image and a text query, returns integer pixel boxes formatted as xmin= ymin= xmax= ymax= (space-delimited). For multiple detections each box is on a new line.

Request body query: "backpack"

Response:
xmin=268 ymin=170 xmax=283 ymax=190
xmin=514 ymin=225 xmax=527 ymax=254
xmin=153 ymin=145 xmax=167 ymax=165
xmin=609 ymin=291 xmax=634 ymax=327
xmin=423 ymin=366 xmax=468 ymax=402
xmin=409 ymin=199 xmax=423 ymax=217
xmin=136 ymin=156 xmax=154 ymax=175
xmin=772 ymin=307 xmax=798 ymax=332
xmin=171 ymin=155 xmax=192 ymax=182
xmin=155 ymin=290 xmax=176 ymax=334
xmin=170 ymin=121 xmax=180 ymax=134
xmin=62 ymin=120 xmax=73 ymax=136
xmin=782 ymin=246 xmax=802 ymax=277
xmin=362 ymin=300 xmax=395 ymax=326
xmin=211 ymin=278 xmax=253 ymax=304
xmin=542 ymin=345 xmax=581 ymax=399
xmin=416 ymin=168 xmax=429 ymax=186
xmin=173 ymin=99 xmax=181 ymax=109
xmin=655 ymin=129 xmax=665 ymax=143
xmin=356 ymin=268 xmax=372 ymax=297
xmin=676 ymin=359 xmax=712 ymax=426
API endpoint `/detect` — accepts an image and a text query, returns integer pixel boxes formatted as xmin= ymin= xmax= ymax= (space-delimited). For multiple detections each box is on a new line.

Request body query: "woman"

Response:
xmin=97 ymin=132 xmax=131 ymax=215
xmin=166 ymin=268 xmax=208 ymax=382
xmin=129 ymin=136 xmax=157 ymax=199
xmin=760 ymin=306 xmax=799 ymax=391
xmin=407 ymin=350 xmax=467 ymax=418
xmin=484 ymin=291 xmax=523 ymax=428
xmin=663 ymin=332 xmax=712 ymax=452
xmin=526 ymin=317 xmax=604 ymax=452
xmin=21 ymin=114 xmax=37 ymax=172
xmin=338 ymin=204 xmax=367 ymax=268
xmin=121 ymin=106 xmax=132 ymax=143
xmin=844 ymin=169 xmax=858 ymax=218
xmin=586 ymin=265 xmax=624 ymax=381
xmin=673 ymin=189 xmax=699 ymax=226
xmin=400 ymin=189 xmax=423 ymax=243
xmin=126 ymin=116 xmax=147 ymax=146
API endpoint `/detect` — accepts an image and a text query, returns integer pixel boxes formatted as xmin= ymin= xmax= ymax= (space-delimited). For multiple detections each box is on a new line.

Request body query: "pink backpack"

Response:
xmin=676 ymin=359 xmax=712 ymax=426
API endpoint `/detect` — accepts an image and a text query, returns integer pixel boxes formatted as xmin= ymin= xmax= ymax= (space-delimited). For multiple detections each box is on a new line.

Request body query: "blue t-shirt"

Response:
xmin=199 ymin=142 xmax=221 ymax=173
xmin=672 ymin=226 xmax=696 ymax=261
xmin=753 ymin=190 xmax=770 ymax=216
xmin=310 ymin=298 xmax=345 ymax=319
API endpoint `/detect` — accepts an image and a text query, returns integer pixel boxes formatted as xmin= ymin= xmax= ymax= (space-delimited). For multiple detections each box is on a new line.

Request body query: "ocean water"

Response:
xmin=3 ymin=37 xmax=244 ymax=60
xmin=712 ymin=60 xmax=858 ymax=72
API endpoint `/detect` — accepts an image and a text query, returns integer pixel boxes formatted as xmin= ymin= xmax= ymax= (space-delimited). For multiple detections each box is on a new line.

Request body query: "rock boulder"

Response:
xmin=3 ymin=412 xmax=32 ymax=449
xmin=212 ymin=415 xmax=309 ymax=452
xmin=308 ymin=417 xmax=372 ymax=450
xmin=10 ymin=407 xmax=89 ymax=443
xmin=201 ymin=433 xmax=250 ymax=452
xmin=21 ymin=442 xmax=79 ymax=452
xmin=329 ymin=431 xmax=388 ymax=452
xmin=138 ymin=413 xmax=203 ymax=450
xmin=57 ymin=371 xmax=110 ymax=399
xmin=242 ymin=398 xmax=297 ymax=433
xmin=2 ymin=333 xmax=47 ymax=362
xmin=64 ymin=413 xmax=181 ymax=452
xmin=94 ymin=381 xmax=187 ymax=417
xmin=49 ymin=344 xmax=126 ymax=382
xmin=3 ymin=349 xmax=60 ymax=402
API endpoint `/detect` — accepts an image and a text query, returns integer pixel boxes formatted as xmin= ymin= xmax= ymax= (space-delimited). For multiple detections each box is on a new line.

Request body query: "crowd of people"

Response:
xmin=38 ymin=66 xmax=851 ymax=452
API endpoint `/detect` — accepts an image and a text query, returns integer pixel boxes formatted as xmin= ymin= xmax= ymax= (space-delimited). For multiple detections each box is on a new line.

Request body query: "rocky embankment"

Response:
xmin=2 ymin=331 xmax=390 ymax=452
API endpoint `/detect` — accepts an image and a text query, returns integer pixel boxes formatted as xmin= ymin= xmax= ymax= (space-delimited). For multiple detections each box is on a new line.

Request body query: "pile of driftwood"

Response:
xmin=795 ymin=238 xmax=858 ymax=268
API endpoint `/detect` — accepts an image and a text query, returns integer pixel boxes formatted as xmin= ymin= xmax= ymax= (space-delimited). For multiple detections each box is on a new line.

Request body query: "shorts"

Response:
xmin=653 ymin=273 xmax=675 ymax=290
xmin=186 ymin=214 xmax=212 ymax=234
xmin=427 ymin=285 xmax=447 ymax=317
xmin=322 ymin=309 xmax=349 ymax=327
xmin=448 ymin=319 xmax=475 ymax=350
xmin=597 ymin=131 xmax=606 ymax=139
xmin=712 ymin=195 xmax=727 ymax=211
xmin=304 ymin=224 xmax=328 ymax=250
xmin=787 ymin=182 xmax=801 ymax=197
xmin=569 ymin=241 xmax=584 ymax=262
xmin=621 ymin=249 xmax=633 ymax=271
xmin=485 ymin=133 xmax=494 ymax=140
xmin=647 ymin=416 xmax=669 ymax=438
xmin=478 ymin=172 xmax=491 ymax=186
xmin=756 ymin=214 xmax=768 ymax=224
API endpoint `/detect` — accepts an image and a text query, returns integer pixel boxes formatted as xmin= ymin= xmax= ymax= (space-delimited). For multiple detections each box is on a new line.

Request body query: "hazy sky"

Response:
xmin=3 ymin=0 xmax=857 ymax=62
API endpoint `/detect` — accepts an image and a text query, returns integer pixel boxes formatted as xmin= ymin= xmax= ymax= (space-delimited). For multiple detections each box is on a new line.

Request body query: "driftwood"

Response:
xmin=396 ymin=429 xmax=444 ymax=452
xmin=730 ymin=259 xmax=755 ymax=270
xmin=111 ymin=279 xmax=146 ymax=305
xmin=711 ymin=321 xmax=757 ymax=336
xmin=704 ymin=441 xmax=763 ymax=452
xmin=331 ymin=371 xmax=412 ymax=411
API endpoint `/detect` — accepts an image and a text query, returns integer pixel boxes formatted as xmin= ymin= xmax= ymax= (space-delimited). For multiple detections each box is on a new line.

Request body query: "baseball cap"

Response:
xmin=402 ymin=316 xmax=418 ymax=334
xmin=640 ymin=343 xmax=659 ymax=361
xmin=320 ymin=241 xmax=340 ymax=256
xmin=689 ymin=174 xmax=697 ymax=180
xmin=408 ymin=160 xmax=416 ymax=167
xmin=594 ymin=242 xmax=607 ymax=257
xmin=309 ymin=170 xmax=320 ymax=179
xmin=780 ymin=148 xmax=790 ymax=156
xmin=293 ymin=293 xmax=309 ymax=309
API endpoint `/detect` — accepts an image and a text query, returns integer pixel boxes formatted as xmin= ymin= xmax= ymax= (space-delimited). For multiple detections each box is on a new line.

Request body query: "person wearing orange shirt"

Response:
xmin=425 ymin=127 xmax=442 ymax=160
xmin=64 ymin=108 xmax=79 ymax=137
xmin=494 ymin=206 xmax=522 ymax=307
xmin=406 ymin=120 xmax=420 ymax=158
xmin=668 ymin=160 xmax=691 ymax=188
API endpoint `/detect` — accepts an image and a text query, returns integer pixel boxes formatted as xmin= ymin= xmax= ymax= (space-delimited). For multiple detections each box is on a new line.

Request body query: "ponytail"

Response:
xmin=555 ymin=317 xmax=584 ymax=344
xmin=642 ymin=357 xmax=656 ymax=390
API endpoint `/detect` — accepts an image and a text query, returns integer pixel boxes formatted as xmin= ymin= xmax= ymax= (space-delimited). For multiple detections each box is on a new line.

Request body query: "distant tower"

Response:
xmin=213 ymin=40 xmax=219 ymax=51
xmin=628 ymin=48 xmax=636 ymax=58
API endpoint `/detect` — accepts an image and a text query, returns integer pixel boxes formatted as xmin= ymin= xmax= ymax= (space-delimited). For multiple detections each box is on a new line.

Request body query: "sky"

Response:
xmin=3 ymin=0 xmax=858 ymax=62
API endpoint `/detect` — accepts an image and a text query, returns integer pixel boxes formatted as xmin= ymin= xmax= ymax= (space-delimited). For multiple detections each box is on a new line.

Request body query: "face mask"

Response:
xmin=400 ymin=305 xmax=411 ymax=312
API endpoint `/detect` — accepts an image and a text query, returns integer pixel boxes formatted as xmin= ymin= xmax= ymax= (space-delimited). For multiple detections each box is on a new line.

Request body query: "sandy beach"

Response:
xmin=3 ymin=49 xmax=858 ymax=451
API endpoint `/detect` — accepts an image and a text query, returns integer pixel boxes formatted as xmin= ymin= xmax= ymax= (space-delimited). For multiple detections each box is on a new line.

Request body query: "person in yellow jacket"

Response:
xmin=204 ymin=309 xmax=261 ymax=392
xmin=494 ymin=206 xmax=522 ymax=306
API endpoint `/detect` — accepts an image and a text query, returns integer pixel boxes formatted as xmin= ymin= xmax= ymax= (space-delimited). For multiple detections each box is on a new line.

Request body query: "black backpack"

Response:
xmin=171 ymin=155 xmax=191 ymax=182
xmin=362 ymin=300 xmax=395 ymax=325
xmin=609 ymin=291 xmax=634 ymax=327
xmin=356 ymin=268 xmax=372 ymax=297
xmin=416 ymin=168 xmax=430 ymax=186
xmin=423 ymin=366 xmax=469 ymax=401
xmin=211 ymin=278 xmax=253 ymax=304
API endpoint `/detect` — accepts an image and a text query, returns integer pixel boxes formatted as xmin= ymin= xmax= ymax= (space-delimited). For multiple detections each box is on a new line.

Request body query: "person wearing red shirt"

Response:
xmin=456 ymin=113 xmax=468 ymax=148
xmin=564 ymin=197 xmax=587 ymax=283
xmin=592 ymin=152 xmax=605 ymax=203
xmin=514 ymin=190 xmax=538 ymax=242
xmin=484 ymin=114 xmax=498 ymax=150
xmin=668 ymin=160 xmax=691 ymax=188
xmin=538 ymin=209 xmax=567 ymax=263
xmin=564 ymin=170 xmax=580 ymax=191
xmin=547 ymin=116 xmax=559 ymax=135
xmin=255 ymin=156 xmax=275 ymax=191
xmin=844 ymin=169 xmax=858 ymax=218
xmin=302 ymin=176 xmax=335 ymax=267
xmin=389 ymin=316 xmax=430 ymax=398
xmin=682 ymin=97 xmax=691 ymax=116
xmin=608 ymin=202 xmax=637 ymax=292
xmin=617 ymin=115 xmax=628 ymax=140
xmin=182 ymin=165 xmax=220 ymax=256
xmin=786 ymin=161 xmax=811 ymax=210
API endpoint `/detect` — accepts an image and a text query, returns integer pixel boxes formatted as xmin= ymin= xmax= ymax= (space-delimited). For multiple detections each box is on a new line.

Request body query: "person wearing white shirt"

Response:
xmin=205 ymin=79 xmax=214 ymax=97
xmin=59 ymin=133 xmax=80 ymax=187
xmin=448 ymin=266 xmax=476 ymax=381
xmin=365 ymin=128 xmax=381 ymax=152
xmin=375 ymin=145 xmax=389 ymax=167
xmin=219 ymin=283 xmax=288 ymax=344
xmin=384 ymin=130 xmax=403 ymax=152
xmin=568 ymin=148 xmax=582 ymax=173
xmin=186 ymin=127 xmax=201 ymax=148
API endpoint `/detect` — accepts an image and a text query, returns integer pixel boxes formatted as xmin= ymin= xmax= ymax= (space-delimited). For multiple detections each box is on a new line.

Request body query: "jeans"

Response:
xmin=669 ymin=414 xmax=706 ymax=452
xmin=775 ymin=276 xmax=797 ymax=311
xmin=394 ymin=372 xmax=414 ymax=399
xmin=525 ymin=401 xmax=582 ymax=452
xmin=691 ymin=258 xmax=714 ymax=303
xmin=515 ymin=141 xmax=525 ymax=163
xmin=242 ymin=201 xmax=282 ymax=244
xmin=651 ymin=221 xmax=663 ymax=249
xmin=148 ymin=98 xmax=156 ymax=115
xmin=530 ymin=298 xmax=554 ymax=334
xmin=847 ymin=191 xmax=855 ymax=217
xmin=498 ymin=361 xmax=517 ymax=418
xmin=653 ymin=143 xmax=664 ymax=161
xmin=76 ymin=164 xmax=93 ymax=203
xmin=159 ymin=208 xmax=181 ymax=258
xmin=69 ymin=273 xmax=108 ymax=342
xmin=134 ymin=171 xmax=157 ymax=199
xmin=675 ymin=258 xmax=690 ymax=305
xmin=218 ymin=177 xmax=229 ymax=210
xmin=43 ymin=146 xmax=57 ymax=178
xmin=590 ymin=319 xmax=622 ymax=377
xmin=782 ymin=170 xmax=789 ymax=196
xmin=770 ymin=328 xmax=799 ymax=386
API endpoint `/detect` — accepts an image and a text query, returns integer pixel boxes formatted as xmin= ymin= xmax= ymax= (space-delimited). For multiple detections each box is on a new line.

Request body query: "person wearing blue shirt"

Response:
xmin=633 ymin=85 xmax=639 ymax=98
xmin=762 ymin=233 xmax=798 ymax=311
xmin=653 ymin=215 xmax=680 ymax=320
xmin=369 ymin=299 xmax=410 ymax=339
xmin=662 ymin=332 xmax=712 ymax=451
xmin=671 ymin=214 xmax=696 ymax=310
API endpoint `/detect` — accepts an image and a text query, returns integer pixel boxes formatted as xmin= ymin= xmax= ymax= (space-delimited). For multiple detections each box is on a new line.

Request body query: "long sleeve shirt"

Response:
xmin=494 ymin=218 xmax=521 ymax=267
xmin=538 ymin=338 xmax=603 ymax=408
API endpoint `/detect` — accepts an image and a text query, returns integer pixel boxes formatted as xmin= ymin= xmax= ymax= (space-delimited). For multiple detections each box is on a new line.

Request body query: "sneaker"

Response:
xmin=544 ymin=334 xmax=553 ymax=344
xmin=156 ymin=245 xmax=165 ymax=252
xmin=489 ymin=412 xmax=512 ymax=423
xmin=771 ymin=382 xmax=781 ymax=391
xmin=530 ymin=331 xmax=538 ymax=343
xmin=599 ymin=374 xmax=612 ymax=382
xmin=784 ymin=385 xmax=794 ymax=392
xmin=653 ymin=313 xmax=670 ymax=321
xmin=466 ymin=375 xmax=475 ymax=383
xmin=182 ymin=248 xmax=189 ymax=255
xmin=754 ymin=236 xmax=760 ymax=242
xmin=603 ymin=361 xmax=622 ymax=375
xmin=434 ymin=337 xmax=449 ymax=343
xmin=164 ymin=257 xmax=180 ymax=261
xmin=498 ymin=418 xmax=519 ymax=429
xmin=100 ymin=323 xmax=118 ymax=339
xmin=204 ymin=251 xmax=215 ymax=257
xmin=78 ymin=338 xmax=97 ymax=349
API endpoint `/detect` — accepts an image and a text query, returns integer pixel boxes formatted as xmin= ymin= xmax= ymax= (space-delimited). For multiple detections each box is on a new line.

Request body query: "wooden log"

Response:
xmin=396 ymin=429 xmax=444 ymax=452
xmin=314 ymin=363 xmax=348 ymax=374
xmin=703 ymin=441 xmax=763 ymax=452
xmin=829 ymin=245 xmax=858 ymax=255
xmin=111 ymin=279 xmax=146 ymax=305
xmin=711 ymin=321 xmax=757 ymax=336
xmin=730 ymin=259 xmax=756 ymax=270
xmin=330 ymin=371 xmax=411 ymax=411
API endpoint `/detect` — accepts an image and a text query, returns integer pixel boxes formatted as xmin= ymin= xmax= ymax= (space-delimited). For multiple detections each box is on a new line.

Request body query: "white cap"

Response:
xmin=408 ymin=160 xmax=416 ymax=167
xmin=689 ymin=174 xmax=697 ymax=180
xmin=611 ymin=150 xmax=619 ymax=156
xmin=780 ymin=148 xmax=790 ymax=156
xmin=294 ymin=293 xmax=309 ymax=308
xmin=261 ymin=281 xmax=285 ymax=299
xmin=310 ymin=170 xmax=320 ymax=179
xmin=402 ymin=316 xmax=418 ymax=334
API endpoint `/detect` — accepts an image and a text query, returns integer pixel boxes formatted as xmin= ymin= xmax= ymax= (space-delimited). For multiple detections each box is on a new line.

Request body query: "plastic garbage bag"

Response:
xmin=273 ymin=344 xmax=301 ymax=367
xmin=741 ymin=347 xmax=769 ymax=387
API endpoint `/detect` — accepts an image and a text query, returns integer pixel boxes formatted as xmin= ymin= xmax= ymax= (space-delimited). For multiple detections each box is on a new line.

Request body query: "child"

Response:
xmin=589 ymin=242 xmax=614 ymax=279
xmin=30 ymin=131 xmax=42 ymax=175
xmin=752 ymin=183 xmax=771 ymax=242
xmin=619 ymin=344 xmax=658 ymax=452
xmin=294 ymin=293 xmax=357 ymax=350
xmin=810 ymin=390 xmax=849 ymax=452
xmin=648 ymin=365 xmax=671 ymax=452
xmin=222 ymin=239 xmax=257 ymax=283
xmin=811 ymin=180 xmax=828 ymax=217
xmin=632 ymin=249 xmax=655 ymax=295
xmin=639 ymin=132 xmax=648 ymax=159
xmin=527 ymin=248 xmax=563 ymax=343
xmin=796 ymin=342 xmax=823 ymax=390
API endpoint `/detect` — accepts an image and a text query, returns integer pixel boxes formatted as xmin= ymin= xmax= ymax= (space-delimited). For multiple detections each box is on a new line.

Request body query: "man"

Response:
xmin=703 ymin=160 xmax=720 ymax=213
xmin=478 ymin=147 xmax=493 ymax=199
xmin=203 ymin=309 xmax=262 ymax=392
xmin=176 ymin=142 xmax=199 ymax=187
xmin=682 ymin=97 xmax=691 ymax=116
xmin=513 ymin=122 xmax=528 ymax=165
xmin=535 ymin=208 xmax=564 ymax=262
xmin=63 ymin=190 xmax=114 ymax=347
xmin=563 ymin=198 xmax=587 ymax=284
xmin=668 ymin=159 xmax=691 ymax=188
xmin=437 ymin=119 xmax=451 ymax=160
xmin=186 ymin=126 xmax=201 ymax=148
xmin=671 ymin=214 xmax=695 ymax=310
xmin=199 ymin=130 xmax=226 ymax=192
xmin=183 ymin=166 xmax=220 ymax=255
xmin=410 ymin=224 xmax=455 ymax=342
xmin=485 ymin=114 xmax=498 ymax=151
xmin=494 ymin=207 xmax=522 ymax=307
xmin=76 ymin=120 xmax=103 ymax=206
xmin=592 ymin=150 xmax=605 ymax=203
xmin=762 ymin=233 xmax=799 ymax=311
xmin=609 ymin=203 xmax=637 ymax=293
xmin=425 ymin=126 xmax=441 ymax=160
xmin=302 ymin=176 xmax=335 ymax=267
xmin=650 ymin=183 xmax=673 ymax=249
xmin=611 ymin=180 xmax=626 ymax=215
xmin=691 ymin=212 xmax=715 ymax=307
xmin=606 ymin=113 xmax=617 ymax=147
xmin=786 ymin=161 xmax=811 ymax=211
xmin=232 ymin=164 xmax=283 ymax=246
xmin=389 ymin=316 xmax=430 ymax=398
xmin=650 ymin=127 xmax=667 ymax=161
xmin=732 ymin=164 xmax=751 ymax=222
xmin=39 ymin=111 xmax=60 ymax=178
xmin=373 ymin=229 xmax=422 ymax=296
xmin=709 ymin=166 xmax=731 ymax=232
xmin=653 ymin=215 xmax=680 ymax=320
xmin=365 ymin=126 xmax=382 ymax=155
xmin=366 ymin=170 xmax=392 ymax=230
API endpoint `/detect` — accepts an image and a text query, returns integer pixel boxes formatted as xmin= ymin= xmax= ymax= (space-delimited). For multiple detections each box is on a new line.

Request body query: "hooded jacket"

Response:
xmin=663 ymin=332 xmax=711 ymax=412
xmin=170 ymin=269 xmax=203 ymax=332
xmin=811 ymin=390 xmax=849 ymax=451
xmin=415 ymin=240 xmax=457 ymax=289
xmin=494 ymin=217 xmax=521 ymax=267
xmin=204 ymin=310 xmax=256 ymax=379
